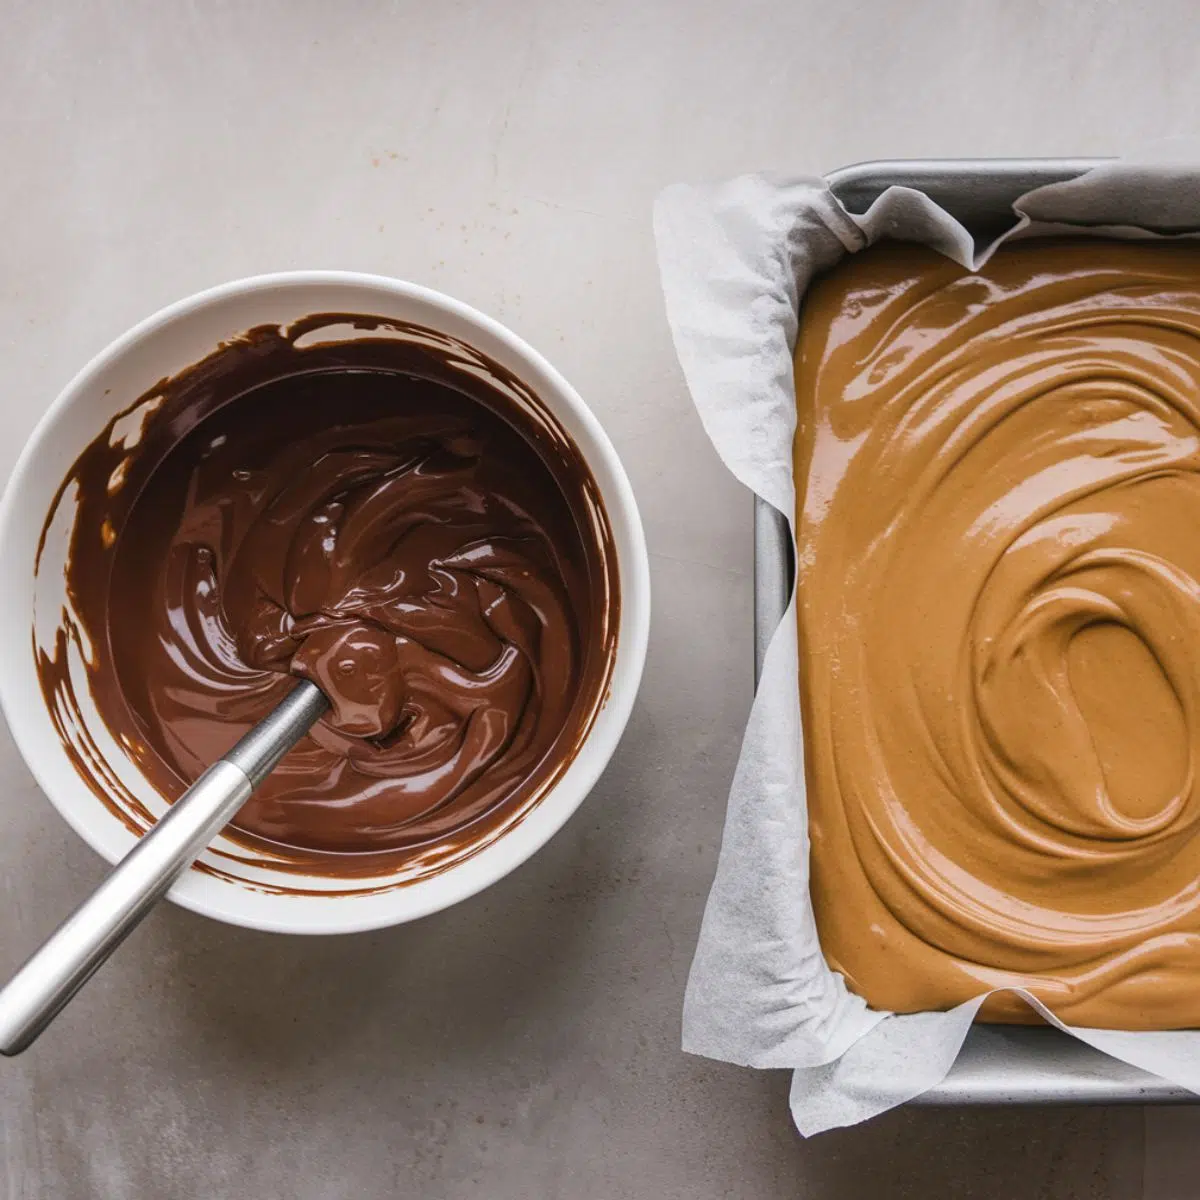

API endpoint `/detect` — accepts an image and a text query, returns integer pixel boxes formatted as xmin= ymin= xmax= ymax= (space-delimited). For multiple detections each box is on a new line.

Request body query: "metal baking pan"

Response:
xmin=755 ymin=157 xmax=1193 ymax=1106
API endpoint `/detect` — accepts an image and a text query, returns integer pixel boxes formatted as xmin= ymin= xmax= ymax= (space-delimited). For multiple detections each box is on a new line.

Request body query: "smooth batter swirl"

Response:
xmin=796 ymin=239 xmax=1200 ymax=1029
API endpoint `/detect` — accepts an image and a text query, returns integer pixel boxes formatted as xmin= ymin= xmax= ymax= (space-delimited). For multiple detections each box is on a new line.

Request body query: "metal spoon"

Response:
xmin=0 ymin=679 xmax=328 ymax=1055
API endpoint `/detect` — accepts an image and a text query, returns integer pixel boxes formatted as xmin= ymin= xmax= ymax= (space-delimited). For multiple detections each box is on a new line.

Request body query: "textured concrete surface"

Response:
xmin=0 ymin=1 xmax=1197 ymax=1196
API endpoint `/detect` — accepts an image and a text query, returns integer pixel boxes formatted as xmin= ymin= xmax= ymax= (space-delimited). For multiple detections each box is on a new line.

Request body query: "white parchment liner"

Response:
xmin=654 ymin=150 xmax=1200 ymax=1133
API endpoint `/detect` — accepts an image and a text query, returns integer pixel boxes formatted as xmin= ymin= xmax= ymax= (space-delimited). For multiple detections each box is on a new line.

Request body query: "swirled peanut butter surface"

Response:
xmin=39 ymin=318 xmax=618 ymax=876
xmin=796 ymin=239 xmax=1200 ymax=1028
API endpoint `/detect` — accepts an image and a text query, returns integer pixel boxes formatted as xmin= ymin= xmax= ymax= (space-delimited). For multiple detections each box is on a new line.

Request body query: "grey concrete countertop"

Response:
xmin=1 ymin=2 xmax=1197 ymax=1196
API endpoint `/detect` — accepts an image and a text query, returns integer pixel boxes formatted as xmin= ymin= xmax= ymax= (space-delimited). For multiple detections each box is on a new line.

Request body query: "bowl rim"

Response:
xmin=0 ymin=270 xmax=650 ymax=934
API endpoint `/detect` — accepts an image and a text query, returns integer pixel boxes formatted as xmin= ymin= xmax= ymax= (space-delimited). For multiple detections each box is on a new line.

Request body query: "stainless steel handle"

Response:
xmin=0 ymin=680 xmax=328 ymax=1055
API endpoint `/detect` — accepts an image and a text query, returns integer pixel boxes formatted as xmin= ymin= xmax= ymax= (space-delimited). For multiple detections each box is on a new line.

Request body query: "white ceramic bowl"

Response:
xmin=0 ymin=273 xmax=649 ymax=934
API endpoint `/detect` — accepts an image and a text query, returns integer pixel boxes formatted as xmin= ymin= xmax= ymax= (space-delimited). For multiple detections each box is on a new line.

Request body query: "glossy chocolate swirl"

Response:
xmin=796 ymin=239 xmax=1200 ymax=1029
xmin=39 ymin=317 xmax=618 ymax=873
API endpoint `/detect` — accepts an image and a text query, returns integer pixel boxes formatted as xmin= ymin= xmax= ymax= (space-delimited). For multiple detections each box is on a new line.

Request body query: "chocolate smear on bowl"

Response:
xmin=35 ymin=314 xmax=619 ymax=888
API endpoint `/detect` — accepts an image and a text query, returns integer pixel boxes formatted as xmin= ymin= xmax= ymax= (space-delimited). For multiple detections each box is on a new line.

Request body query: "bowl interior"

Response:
xmin=0 ymin=274 xmax=649 ymax=933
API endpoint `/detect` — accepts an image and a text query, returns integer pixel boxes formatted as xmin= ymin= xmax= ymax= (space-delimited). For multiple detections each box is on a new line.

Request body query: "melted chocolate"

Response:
xmin=38 ymin=316 xmax=618 ymax=877
xmin=796 ymin=239 xmax=1200 ymax=1029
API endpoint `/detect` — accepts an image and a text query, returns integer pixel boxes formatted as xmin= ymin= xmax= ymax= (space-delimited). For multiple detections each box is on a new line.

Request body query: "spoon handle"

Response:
xmin=0 ymin=680 xmax=328 ymax=1055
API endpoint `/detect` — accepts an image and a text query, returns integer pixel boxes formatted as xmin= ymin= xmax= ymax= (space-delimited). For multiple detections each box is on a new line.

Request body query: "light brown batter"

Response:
xmin=795 ymin=238 xmax=1200 ymax=1028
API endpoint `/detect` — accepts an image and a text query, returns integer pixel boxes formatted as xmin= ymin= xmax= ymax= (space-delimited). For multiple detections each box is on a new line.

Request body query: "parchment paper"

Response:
xmin=654 ymin=153 xmax=1200 ymax=1134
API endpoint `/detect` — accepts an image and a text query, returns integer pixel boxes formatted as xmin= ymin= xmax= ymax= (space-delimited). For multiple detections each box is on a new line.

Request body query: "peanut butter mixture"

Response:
xmin=796 ymin=239 xmax=1200 ymax=1027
